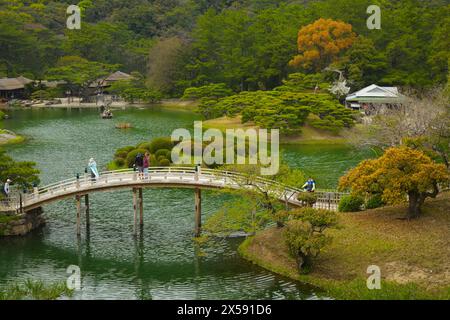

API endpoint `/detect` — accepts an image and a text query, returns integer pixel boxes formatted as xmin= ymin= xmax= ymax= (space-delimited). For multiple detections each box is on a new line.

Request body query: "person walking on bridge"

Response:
xmin=134 ymin=153 xmax=144 ymax=179
xmin=88 ymin=158 xmax=99 ymax=182
xmin=302 ymin=177 xmax=316 ymax=192
xmin=143 ymin=152 xmax=150 ymax=179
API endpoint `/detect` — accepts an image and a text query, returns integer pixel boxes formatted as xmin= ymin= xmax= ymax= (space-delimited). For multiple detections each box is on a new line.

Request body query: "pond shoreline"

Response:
xmin=0 ymin=107 xmax=373 ymax=299
xmin=4 ymin=98 xmax=199 ymax=110
xmin=0 ymin=129 xmax=25 ymax=145
xmin=238 ymin=192 xmax=450 ymax=300
xmin=4 ymin=104 xmax=352 ymax=146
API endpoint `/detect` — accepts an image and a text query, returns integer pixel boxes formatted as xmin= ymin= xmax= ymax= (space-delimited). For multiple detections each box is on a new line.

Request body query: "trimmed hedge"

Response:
xmin=154 ymin=149 xmax=171 ymax=161
xmin=148 ymin=137 xmax=174 ymax=153
xmin=297 ymin=192 xmax=318 ymax=207
xmin=159 ymin=158 xmax=171 ymax=166
xmin=115 ymin=146 xmax=135 ymax=159
xmin=338 ymin=195 xmax=364 ymax=212
xmin=125 ymin=148 xmax=147 ymax=168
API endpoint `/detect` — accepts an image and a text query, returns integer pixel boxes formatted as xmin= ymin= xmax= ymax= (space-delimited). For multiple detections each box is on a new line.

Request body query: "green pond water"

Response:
xmin=0 ymin=107 xmax=371 ymax=299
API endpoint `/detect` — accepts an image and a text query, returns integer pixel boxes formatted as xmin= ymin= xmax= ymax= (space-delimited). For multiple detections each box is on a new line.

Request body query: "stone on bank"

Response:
xmin=0 ymin=207 xmax=45 ymax=236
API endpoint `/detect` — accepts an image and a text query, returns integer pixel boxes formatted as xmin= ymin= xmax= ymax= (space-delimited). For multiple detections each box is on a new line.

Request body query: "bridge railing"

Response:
xmin=21 ymin=167 xmax=347 ymax=208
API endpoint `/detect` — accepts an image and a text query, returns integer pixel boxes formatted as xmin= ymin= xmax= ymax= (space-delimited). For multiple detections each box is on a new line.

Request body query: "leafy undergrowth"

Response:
xmin=0 ymin=279 xmax=73 ymax=300
xmin=239 ymin=191 xmax=450 ymax=299
xmin=0 ymin=215 xmax=20 ymax=224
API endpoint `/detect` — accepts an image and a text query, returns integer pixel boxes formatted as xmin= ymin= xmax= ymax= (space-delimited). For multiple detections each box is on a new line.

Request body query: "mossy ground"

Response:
xmin=0 ymin=215 xmax=20 ymax=224
xmin=0 ymin=129 xmax=25 ymax=145
xmin=239 ymin=191 xmax=450 ymax=299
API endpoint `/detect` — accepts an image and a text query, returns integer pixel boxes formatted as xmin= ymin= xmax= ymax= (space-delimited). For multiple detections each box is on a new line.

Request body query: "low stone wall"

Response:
xmin=0 ymin=207 xmax=45 ymax=236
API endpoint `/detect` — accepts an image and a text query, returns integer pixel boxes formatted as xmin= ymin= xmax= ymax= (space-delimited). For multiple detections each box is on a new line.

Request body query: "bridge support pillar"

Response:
xmin=194 ymin=188 xmax=202 ymax=237
xmin=85 ymin=194 xmax=90 ymax=227
xmin=132 ymin=188 xmax=138 ymax=236
xmin=138 ymin=188 xmax=143 ymax=226
xmin=76 ymin=195 xmax=81 ymax=236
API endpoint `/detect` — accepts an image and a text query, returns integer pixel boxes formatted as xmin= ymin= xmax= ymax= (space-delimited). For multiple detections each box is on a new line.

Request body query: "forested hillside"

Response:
xmin=1 ymin=0 xmax=449 ymax=96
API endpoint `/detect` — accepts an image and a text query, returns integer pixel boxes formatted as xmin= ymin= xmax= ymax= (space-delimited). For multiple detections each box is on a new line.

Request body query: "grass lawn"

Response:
xmin=203 ymin=115 xmax=258 ymax=131
xmin=203 ymin=116 xmax=349 ymax=145
xmin=159 ymin=99 xmax=199 ymax=112
xmin=239 ymin=191 xmax=450 ymax=299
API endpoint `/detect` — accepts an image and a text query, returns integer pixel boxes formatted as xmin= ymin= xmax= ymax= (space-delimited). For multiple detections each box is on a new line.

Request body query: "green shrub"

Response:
xmin=114 ymin=146 xmax=134 ymax=159
xmin=114 ymin=158 xmax=125 ymax=168
xmin=148 ymin=137 xmax=173 ymax=153
xmin=297 ymin=192 xmax=318 ymax=207
xmin=125 ymin=148 xmax=147 ymax=168
xmin=366 ymin=194 xmax=385 ymax=209
xmin=165 ymin=150 xmax=172 ymax=161
xmin=0 ymin=110 xmax=5 ymax=119
xmin=182 ymin=83 xmax=233 ymax=100
xmin=283 ymin=208 xmax=338 ymax=273
xmin=137 ymin=142 xmax=152 ymax=152
xmin=274 ymin=73 xmax=330 ymax=92
xmin=155 ymin=149 xmax=171 ymax=160
xmin=159 ymin=158 xmax=171 ymax=166
xmin=149 ymin=154 xmax=158 ymax=166
xmin=338 ymin=195 xmax=364 ymax=212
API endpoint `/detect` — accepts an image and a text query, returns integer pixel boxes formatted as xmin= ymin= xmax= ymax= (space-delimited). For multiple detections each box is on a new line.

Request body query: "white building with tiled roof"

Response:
xmin=345 ymin=84 xmax=405 ymax=112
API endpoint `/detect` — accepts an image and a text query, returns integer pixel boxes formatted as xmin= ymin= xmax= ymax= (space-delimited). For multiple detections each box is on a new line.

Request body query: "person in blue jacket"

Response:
xmin=88 ymin=158 xmax=99 ymax=181
xmin=302 ymin=177 xmax=316 ymax=192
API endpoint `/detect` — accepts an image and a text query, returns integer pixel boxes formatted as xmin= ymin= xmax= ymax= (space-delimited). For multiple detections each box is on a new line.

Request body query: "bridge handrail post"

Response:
xmin=195 ymin=168 xmax=199 ymax=181
xmin=19 ymin=193 xmax=23 ymax=213
xmin=33 ymin=186 xmax=39 ymax=200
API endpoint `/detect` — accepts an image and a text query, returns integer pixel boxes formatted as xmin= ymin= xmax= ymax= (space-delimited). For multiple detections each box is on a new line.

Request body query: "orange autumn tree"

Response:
xmin=339 ymin=147 xmax=448 ymax=219
xmin=289 ymin=18 xmax=356 ymax=72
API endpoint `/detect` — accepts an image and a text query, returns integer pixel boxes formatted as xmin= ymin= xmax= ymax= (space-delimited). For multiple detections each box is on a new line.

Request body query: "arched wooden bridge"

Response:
xmin=1 ymin=167 xmax=346 ymax=236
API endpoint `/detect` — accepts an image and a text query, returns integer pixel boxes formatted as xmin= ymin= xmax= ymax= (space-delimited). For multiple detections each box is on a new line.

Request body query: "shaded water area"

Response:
xmin=0 ymin=107 xmax=371 ymax=299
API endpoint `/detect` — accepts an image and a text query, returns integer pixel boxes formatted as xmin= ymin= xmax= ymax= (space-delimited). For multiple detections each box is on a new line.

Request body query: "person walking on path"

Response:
xmin=2 ymin=179 xmax=11 ymax=198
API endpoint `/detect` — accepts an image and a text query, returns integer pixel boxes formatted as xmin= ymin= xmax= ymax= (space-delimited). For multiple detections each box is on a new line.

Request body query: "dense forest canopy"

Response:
xmin=0 ymin=0 xmax=449 ymax=95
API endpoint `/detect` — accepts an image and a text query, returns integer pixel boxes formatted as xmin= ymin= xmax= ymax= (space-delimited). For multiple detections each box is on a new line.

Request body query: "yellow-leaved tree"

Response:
xmin=339 ymin=147 xmax=448 ymax=219
xmin=289 ymin=18 xmax=356 ymax=72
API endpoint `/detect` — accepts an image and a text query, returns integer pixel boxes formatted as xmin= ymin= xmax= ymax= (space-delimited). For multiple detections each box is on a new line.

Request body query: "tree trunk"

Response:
xmin=407 ymin=191 xmax=424 ymax=219
xmin=296 ymin=252 xmax=312 ymax=274
xmin=296 ymin=254 xmax=305 ymax=271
